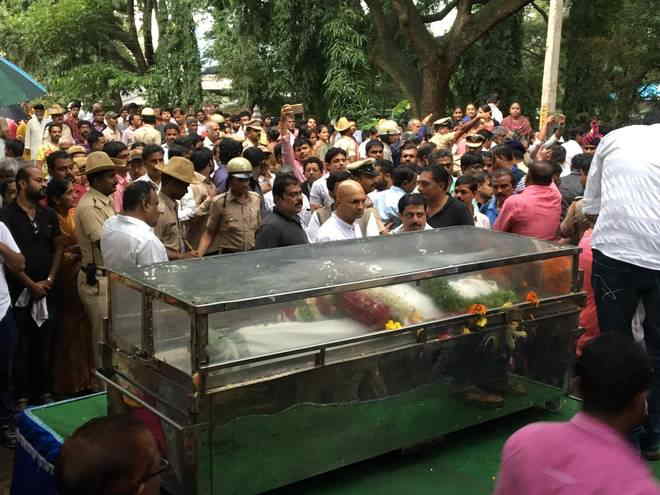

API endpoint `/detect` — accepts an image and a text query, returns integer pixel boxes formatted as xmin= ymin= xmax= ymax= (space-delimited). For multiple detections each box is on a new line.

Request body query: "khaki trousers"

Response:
xmin=77 ymin=272 xmax=108 ymax=370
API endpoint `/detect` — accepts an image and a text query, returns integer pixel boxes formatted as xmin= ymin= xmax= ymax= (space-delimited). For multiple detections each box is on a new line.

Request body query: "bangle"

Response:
xmin=47 ymin=276 xmax=54 ymax=283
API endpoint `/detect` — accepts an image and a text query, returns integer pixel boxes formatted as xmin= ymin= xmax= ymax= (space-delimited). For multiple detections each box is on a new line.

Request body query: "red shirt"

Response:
xmin=494 ymin=184 xmax=561 ymax=241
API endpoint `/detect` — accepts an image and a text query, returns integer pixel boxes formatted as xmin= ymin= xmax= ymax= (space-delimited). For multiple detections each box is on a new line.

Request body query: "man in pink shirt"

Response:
xmin=494 ymin=333 xmax=659 ymax=495
xmin=494 ymin=161 xmax=561 ymax=240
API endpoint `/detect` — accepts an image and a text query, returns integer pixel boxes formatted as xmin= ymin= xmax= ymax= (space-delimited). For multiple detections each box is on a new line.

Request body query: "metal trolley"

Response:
xmin=98 ymin=227 xmax=583 ymax=495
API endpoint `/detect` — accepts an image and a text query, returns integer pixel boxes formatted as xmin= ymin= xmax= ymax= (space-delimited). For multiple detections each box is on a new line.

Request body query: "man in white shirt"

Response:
xmin=488 ymin=94 xmax=504 ymax=123
xmin=101 ymin=181 xmax=167 ymax=272
xmin=309 ymin=147 xmax=348 ymax=209
xmin=24 ymin=104 xmax=48 ymax=161
xmin=454 ymin=176 xmax=491 ymax=229
xmin=391 ymin=193 xmax=433 ymax=234
xmin=315 ymin=180 xmax=366 ymax=243
xmin=373 ymin=166 xmax=417 ymax=227
xmin=583 ymin=112 xmax=660 ymax=459
xmin=0 ymin=222 xmax=24 ymax=447
xmin=136 ymin=144 xmax=164 ymax=193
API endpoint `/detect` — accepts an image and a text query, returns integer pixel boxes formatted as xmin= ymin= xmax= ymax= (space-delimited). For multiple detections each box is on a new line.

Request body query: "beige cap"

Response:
xmin=246 ymin=119 xmax=263 ymax=131
xmin=377 ymin=119 xmax=400 ymax=136
xmin=48 ymin=104 xmax=65 ymax=115
xmin=156 ymin=156 xmax=201 ymax=184
xmin=141 ymin=107 xmax=155 ymax=117
xmin=68 ymin=145 xmax=86 ymax=155
xmin=210 ymin=113 xmax=225 ymax=124
xmin=226 ymin=157 xmax=253 ymax=179
xmin=128 ymin=149 xmax=143 ymax=162
xmin=335 ymin=117 xmax=355 ymax=132
xmin=433 ymin=117 xmax=452 ymax=127
xmin=347 ymin=158 xmax=379 ymax=176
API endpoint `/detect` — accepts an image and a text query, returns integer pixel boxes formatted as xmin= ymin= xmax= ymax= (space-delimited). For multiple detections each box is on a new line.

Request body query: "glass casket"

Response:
xmin=99 ymin=227 xmax=584 ymax=495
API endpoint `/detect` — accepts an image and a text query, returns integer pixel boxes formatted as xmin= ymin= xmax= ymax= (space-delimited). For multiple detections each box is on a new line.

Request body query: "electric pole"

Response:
xmin=540 ymin=0 xmax=564 ymax=129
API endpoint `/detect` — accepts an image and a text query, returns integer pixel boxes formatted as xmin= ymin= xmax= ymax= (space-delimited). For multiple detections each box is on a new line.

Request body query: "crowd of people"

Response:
xmin=0 ymin=94 xmax=659 ymax=493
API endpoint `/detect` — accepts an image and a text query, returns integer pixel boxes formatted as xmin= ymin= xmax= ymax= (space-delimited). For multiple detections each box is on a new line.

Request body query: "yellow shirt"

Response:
xmin=430 ymin=131 xmax=456 ymax=151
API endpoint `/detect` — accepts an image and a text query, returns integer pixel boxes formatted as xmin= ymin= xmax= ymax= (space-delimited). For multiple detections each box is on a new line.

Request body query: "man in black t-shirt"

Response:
xmin=0 ymin=166 xmax=63 ymax=408
xmin=417 ymin=165 xmax=473 ymax=228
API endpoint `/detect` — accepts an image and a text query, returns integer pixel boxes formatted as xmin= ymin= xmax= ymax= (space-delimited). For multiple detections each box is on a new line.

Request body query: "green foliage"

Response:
xmin=0 ymin=0 xmax=202 ymax=107
xmin=562 ymin=0 xmax=660 ymax=124
xmin=450 ymin=8 xmax=541 ymax=118
xmin=424 ymin=278 xmax=518 ymax=314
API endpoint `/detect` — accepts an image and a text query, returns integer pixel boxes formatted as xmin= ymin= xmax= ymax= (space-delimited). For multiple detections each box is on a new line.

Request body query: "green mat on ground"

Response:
xmin=27 ymin=394 xmax=660 ymax=494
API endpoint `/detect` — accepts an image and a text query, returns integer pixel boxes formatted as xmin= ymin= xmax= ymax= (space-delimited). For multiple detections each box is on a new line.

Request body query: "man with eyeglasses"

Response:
xmin=56 ymin=414 xmax=166 ymax=495
xmin=256 ymin=173 xmax=308 ymax=249
xmin=0 ymin=166 xmax=64 ymax=410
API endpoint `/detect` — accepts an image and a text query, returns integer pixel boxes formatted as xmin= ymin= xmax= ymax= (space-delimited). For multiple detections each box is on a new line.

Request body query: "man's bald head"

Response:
xmin=334 ymin=179 xmax=366 ymax=225
xmin=55 ymin=414 xmax=160 ymax=495
xmin=527 ymin=160 xmax=555 ymax=186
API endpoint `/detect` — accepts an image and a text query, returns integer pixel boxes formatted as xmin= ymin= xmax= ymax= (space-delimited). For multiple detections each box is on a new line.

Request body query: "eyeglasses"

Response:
xmin=140 ymin=457 xmax=170 ymax=484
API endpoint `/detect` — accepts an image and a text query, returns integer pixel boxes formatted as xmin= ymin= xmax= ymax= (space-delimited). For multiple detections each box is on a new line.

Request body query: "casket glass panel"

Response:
xmin=109 ymin=275 xmax=143 ymax=351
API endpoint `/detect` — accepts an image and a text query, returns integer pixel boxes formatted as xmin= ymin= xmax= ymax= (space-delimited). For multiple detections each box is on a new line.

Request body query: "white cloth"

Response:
xmin=474 ymin=211 xmax=491 ymax=229
xmin=263 ymin=190 xmax=312 ymax=227
xmin=309 ymin=174 xmax=332 ymax=208
xmin=489 ymin=103 xmax=504 ymax=124
xmin=24 ymin=115 xmax=48 ymax=157
xmin=583 ymin=124 xmax=660 ymax=270
xmin=15 ymin=289 xmax=48 ymax=327
xmin=561 ymin=140 xmax=583 ymax=177
xmin=136 ymin=174 xmax=162 ymax=193
xmin=0 ymin=222 xmax=19 ymax=320
xmin=392 ymin=224 xmax=433 ymax=234
xmin=314 ymin=213 xmax=362 ymax=243
xmin=101 ymin=215 xmax=168 ymax=272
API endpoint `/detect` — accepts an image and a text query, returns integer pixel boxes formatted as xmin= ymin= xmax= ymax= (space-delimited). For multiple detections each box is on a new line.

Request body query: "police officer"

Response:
xmin=197 ymin=157 xmax=261 ymax=255
xmin=75 ymin=152 xmax=120 ymax=371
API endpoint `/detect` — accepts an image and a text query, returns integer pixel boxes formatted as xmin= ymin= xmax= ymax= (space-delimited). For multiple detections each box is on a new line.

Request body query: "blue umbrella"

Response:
xmin=0 ymin=57 xmax=47 ymax=106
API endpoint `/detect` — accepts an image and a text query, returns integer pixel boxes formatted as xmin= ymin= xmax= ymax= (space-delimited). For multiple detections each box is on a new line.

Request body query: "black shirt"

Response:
xmin=428 ymin=195 xmax=474 ymax=228
xmin=0 ymin=202 xmax=60 ymax=296
xmin=255 ymin=208 xmax=308 ymax=249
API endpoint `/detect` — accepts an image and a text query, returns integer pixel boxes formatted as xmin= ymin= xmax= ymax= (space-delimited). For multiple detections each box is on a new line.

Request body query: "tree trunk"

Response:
xmin=417 ymin=62 xmax=453 ymax=119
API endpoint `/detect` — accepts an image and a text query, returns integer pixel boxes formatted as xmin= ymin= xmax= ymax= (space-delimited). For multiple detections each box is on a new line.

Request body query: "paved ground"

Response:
xmin=0 ymin=447 xmax=12 ymax=495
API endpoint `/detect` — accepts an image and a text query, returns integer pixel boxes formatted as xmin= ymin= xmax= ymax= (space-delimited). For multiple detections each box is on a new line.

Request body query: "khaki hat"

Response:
xmin=433 ymin=117 xmax=452 ymax=128
xmin=377 ymin=119 xmax=400 ymax=136
xmin=226 ymin=157 xmax=253 ymax=179
xmin=246 ymin=119 xmax=262 ymax=131
xmin=111 ymin=157 xmax=127 ymax=167
xmin=156 ymin=156 xmax=201 ymax=184
xmin=347 ymin=158 xmax=379 ymax=177
xmin=48 ymin=104 xmax=65 ymax=116
xmin=82 ymin=151 xmax=124 ymax=176
xmin=210 ymin=113 xmax=225 ymax=124
xmin=335 ymin=117 xmax=355 ymax=132
xmin=141 ymin=107 xmax=155 ymax=117
xmin=128 ymin=149 xmax=143 ymax=162
xmin=68 ymin=145 xmax=86 ymax=155
xmin=72 ymin=156 xmax=87 ymax=171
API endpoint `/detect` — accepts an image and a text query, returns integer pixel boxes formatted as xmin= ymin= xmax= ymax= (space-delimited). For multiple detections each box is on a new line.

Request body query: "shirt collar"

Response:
xmin=332 ymin=212 xmax=357 ymax=232
xmin=274 ymin=208 xmax=302 ymax=226
xmin=89 ymin=187 xmax=113 ymax=204
xmin=390 ymin=185 xmax=406 ymax=195
xmin=570 ymin=412 xmax=633 ymax=449
xmin=117 ymin=214 xmax=153 ymax=231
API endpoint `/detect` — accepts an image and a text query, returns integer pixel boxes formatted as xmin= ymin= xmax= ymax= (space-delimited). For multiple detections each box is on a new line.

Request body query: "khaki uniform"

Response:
xmin=184 ymin=174 xmax=216 ymax=250
xmin=206 ymin=191 xmax=261 ymax=252
xmin=430 ymin=131 xmax=456 ymax=151
xmin=75 ymin=188 xmax=116 ymax=369
xmin=334 ymin=135 xmax=358 ymax=160
xmin=133 ymin=124 xmax=162 ymax=146
xmin=154 ymin=191 xmax=185 ymax=255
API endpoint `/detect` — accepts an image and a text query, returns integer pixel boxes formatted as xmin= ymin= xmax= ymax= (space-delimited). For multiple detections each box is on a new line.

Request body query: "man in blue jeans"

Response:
xmin=0 ymin=221 xmax=25 ymax=448
xmin=583 ymin=110 xmax=660 ymax=459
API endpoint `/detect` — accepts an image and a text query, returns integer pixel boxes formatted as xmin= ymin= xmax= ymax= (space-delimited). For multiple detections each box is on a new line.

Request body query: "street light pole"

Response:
xmin=539 ymin=0 xmax=564 ymax=129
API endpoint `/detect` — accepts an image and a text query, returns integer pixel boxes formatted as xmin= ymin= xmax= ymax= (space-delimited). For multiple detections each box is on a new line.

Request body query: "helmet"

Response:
xmin=377 ymin=119 xmax=400 ymax=136
xmin=227 ymin=157 xmax=253 ymax=179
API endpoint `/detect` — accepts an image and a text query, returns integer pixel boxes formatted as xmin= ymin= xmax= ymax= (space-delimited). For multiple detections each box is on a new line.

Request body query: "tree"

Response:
xmin=365 ymin=0 xmax=534 ymax=118
xmin=562 ymin=0 xmax=660 ymax=124
xmin=0 ymin=0 xmax=203 ymax=107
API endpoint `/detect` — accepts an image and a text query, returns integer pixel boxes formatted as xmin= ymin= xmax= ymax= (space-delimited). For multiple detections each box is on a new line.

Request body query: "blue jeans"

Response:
xmin=592 ymin=250 xmax=660 ymax=451
xmin=0 ymin=308 xmax=17 ymax=426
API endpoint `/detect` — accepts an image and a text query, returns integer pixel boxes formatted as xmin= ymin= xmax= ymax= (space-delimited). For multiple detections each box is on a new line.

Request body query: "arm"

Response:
xmin=46 ymin=234 xmax=65 ymax=286
xmin=0 ymin=243 xmax=24 ymax=273
xmin=452 ymin=113 xmax=483 ymax=142
xmin=197 ymin=198 xmax=222 ymax=256
xmin=493 ymin=199 xmax=516 ymax=233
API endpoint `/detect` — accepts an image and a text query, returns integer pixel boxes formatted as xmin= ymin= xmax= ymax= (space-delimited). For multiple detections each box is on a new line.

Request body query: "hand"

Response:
xmin=30 ymin=281 xmax=50 ymax=298
xmin=380 ymin=223 xmax=394 ymax=235
xmin=422 ymin=113 xmax=434 ymax=125
xmin=538 ymin=147 xmax=553 ymax=161
xmin=182 ymin=250 xmax=200 ymax=259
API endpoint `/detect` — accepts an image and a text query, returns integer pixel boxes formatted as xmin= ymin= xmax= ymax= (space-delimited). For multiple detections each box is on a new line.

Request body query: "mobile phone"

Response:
xmin=289 ymin=103 xmax=304 ymax=115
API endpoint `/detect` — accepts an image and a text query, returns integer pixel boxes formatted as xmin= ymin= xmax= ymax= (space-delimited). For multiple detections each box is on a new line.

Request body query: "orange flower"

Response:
xmin=526 ymin=291 xmax=540 ymax=306
xmin=468 ymin=303 xmax=487 ymax=316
